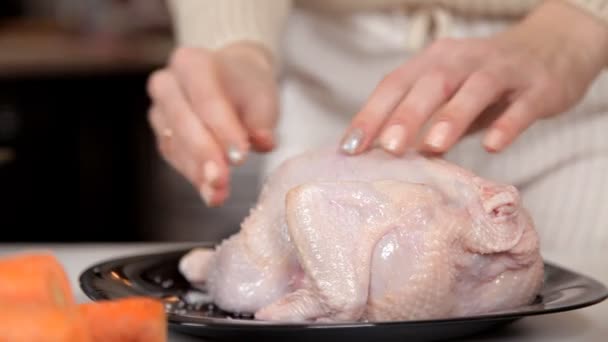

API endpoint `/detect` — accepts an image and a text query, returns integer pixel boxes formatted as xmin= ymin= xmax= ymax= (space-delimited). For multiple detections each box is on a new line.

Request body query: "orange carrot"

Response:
xmin=0 ymin=307 xmax=91 ymax=342
xmin=0 ymin=253 xmax=75 ymax=309
xmin=79 ymin=297 xmax=167 ymax=342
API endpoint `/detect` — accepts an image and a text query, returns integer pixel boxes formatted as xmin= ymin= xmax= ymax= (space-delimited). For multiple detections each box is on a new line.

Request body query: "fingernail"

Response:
xmin=380 ymin=125 xmax=407 ymax=153
xmin=254 ymin=129 xmax=274 ymax=142
xmin=341 ymin=128 xmax=364 ymax=155
xmin=227 ymin=145 xmax=246 ymax=165
xmin=200 ymin=183 xmax=215 ymax=207
xmin=252 ymin=129 xmax=275 ymax=149
xmin=425 ymin=121 xmax=451 ymax=150
xmin=483 ymin=129 xmax=506 ymax=151
xmin=203 ymin=160 xmax=220 ymax=186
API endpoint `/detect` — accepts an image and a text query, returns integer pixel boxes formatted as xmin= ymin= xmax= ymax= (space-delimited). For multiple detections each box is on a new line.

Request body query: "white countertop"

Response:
xmin=0 ymin=243 xmax=605 ymax=341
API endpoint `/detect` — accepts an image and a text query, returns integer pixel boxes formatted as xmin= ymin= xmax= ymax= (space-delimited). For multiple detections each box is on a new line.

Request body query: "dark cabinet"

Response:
xmin=0 ymin=71 xmax=157 ymax=241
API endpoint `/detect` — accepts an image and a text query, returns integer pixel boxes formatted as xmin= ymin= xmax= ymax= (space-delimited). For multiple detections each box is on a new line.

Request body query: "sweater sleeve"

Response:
xmin=167 ymin=0 xmax=293 ymax=59
xmin=566 ymin=0 xmax=608 ymax=24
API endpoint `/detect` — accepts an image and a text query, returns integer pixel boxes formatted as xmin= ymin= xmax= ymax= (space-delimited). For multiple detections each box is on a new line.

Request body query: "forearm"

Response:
xmin=167 ymin=0 xmax=292 ymax=64
xmin=505 ymin=0 xmax=608 ymax=80
xmin=555 ymin=0 xmax=608 ymax=69
xmin=566 ymin=0 xmax=608 ymax=24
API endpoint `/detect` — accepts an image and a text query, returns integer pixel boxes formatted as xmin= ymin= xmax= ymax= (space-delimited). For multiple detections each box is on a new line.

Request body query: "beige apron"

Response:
xmin=265 ymin=7 xmax=608 ymax=253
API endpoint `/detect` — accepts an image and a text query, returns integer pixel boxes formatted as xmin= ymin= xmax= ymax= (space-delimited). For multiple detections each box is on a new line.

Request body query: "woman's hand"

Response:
xmin=341 ymin=0 xmax=608 ymax=156
xmin=147 ymin=42 xmax=278 ymax=206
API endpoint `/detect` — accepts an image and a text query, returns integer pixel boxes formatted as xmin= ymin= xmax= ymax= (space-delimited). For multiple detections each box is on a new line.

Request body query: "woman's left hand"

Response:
xmin=341 ymin=0 xmax=608 ymax=156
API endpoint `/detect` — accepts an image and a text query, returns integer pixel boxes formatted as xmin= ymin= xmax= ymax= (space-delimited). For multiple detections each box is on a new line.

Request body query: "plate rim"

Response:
xmin=79 ymin=246 xmax=608 ymax=329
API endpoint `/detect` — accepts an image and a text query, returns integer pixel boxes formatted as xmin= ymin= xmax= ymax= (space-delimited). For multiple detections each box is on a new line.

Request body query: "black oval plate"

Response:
xmin=79 ymin=246 xmax=608 ymax=342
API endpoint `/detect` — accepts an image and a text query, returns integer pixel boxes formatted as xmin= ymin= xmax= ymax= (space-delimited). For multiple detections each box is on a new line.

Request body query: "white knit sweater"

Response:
xmin=167 ymin=0 xmax=608 ymax=58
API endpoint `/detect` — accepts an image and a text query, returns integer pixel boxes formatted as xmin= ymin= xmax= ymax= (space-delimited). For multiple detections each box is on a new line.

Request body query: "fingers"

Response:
xmin=483 ymin=90 xmax=544 ymax=152
xmin=344 ymin=32 xmax=582 ymax=156
xmin=148 ymin=106 xmax=201 ymax=187
xmin=148 ymin=106 xmax=178 ymax=168
xmin=422 ymin=69 xmax=508 ymax=153
xmin=170 ymin=48 xmax=250 ymax=165
xmin=377 ymin=69 xmax=463 ymax=155
xmin=147 ymin=69 xmax=230 ymax=207
xmin=215 ymin=42 xmax=280 ymax=152
xmin=341 ymin=59 xmax=424 ymax=154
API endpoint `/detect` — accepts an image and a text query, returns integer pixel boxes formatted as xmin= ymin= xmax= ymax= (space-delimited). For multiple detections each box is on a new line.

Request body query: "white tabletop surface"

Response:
xmin=0 ymin=243 xmax=605 ymax=341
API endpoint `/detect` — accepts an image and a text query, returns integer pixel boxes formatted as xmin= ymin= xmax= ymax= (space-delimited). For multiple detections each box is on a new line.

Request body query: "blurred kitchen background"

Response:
xmin=0 ymin=0 xmax=259 ymax=242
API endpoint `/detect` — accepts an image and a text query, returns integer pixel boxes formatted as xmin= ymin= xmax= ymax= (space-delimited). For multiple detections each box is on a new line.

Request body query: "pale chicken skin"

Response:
xmin=180 ymin=148 xmax=544 ymax=322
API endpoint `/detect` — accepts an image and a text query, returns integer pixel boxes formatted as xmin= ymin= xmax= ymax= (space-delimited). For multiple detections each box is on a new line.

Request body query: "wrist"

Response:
xmin=218 ymin=41 xmax=275 ymax=74
xmin=510 ymin=1 xmax=608 ymax=74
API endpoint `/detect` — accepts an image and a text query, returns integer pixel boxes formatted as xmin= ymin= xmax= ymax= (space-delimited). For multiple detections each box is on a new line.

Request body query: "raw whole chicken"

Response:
xmin=180 ymin=148 xmax=543 ymax=322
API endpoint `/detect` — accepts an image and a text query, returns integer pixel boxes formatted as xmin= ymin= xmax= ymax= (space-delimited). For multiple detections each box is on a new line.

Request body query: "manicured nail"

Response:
xmin=199 ymin=183 xmax=215 ymax=207
xmin=425 ymin=121 xmax=451 ymax=150
xmin=227 ymin=145 xmax=245 ymax=165
xmin=203 ymin=160 xmax=220 ymax=186
xmin=254 ymin=129 xmax=274 ymax=142
xmin=252 ymin=129 xmax=275 ymax=150
xmin=380 ymin=125 xmax=407 ymax=153
xmin=483 ymin=129 xmax=506 ymax=151
xmin=341 ymin=128 xmax=364 ymax=155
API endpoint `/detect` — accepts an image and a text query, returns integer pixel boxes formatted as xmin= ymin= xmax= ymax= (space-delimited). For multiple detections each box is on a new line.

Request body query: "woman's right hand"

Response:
xmin=147 ymin=42 xmax=279 ymax=207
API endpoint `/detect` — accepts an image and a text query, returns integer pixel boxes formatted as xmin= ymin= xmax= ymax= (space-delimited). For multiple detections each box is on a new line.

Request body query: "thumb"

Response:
xmin=240 ymin=88 xmax=280 ymax=152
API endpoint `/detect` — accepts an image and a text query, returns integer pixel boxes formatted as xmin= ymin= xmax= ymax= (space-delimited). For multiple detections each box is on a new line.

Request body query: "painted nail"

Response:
xmin=380 ymin=125 xmax=407 ymax=153
xmin=425 ymin=121 xmax=451 ymax=150
xmin=203 ymin=160 xmax=220 ymax=186
xmin=341 ymin=128 xmax=364 ymax=155
xmin=199 ymin=183 xmax=215 ymax=207
xmin=483 ymin=129 xmax=506 ymax=151
xmin=227 ymin=145 xmax=245 ymax=165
